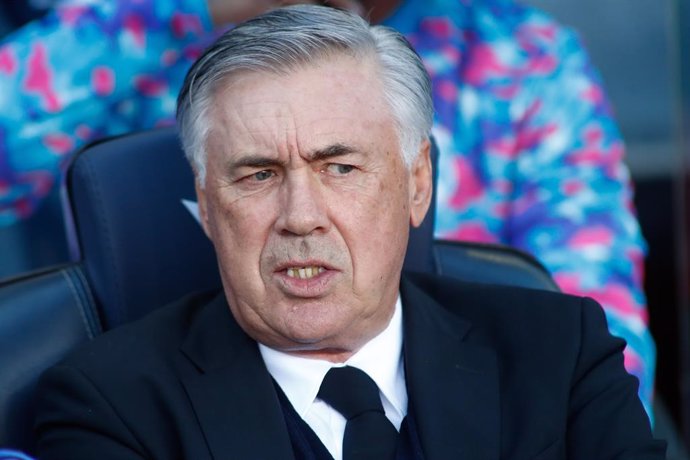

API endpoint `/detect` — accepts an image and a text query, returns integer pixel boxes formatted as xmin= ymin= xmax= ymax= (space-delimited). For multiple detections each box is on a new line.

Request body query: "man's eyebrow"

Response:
xmin=227 ymin=143 xmax=358 ymax=170
xmin=228 ymin=155 xmax=282 ymax=170
xmin=308 ymin=143 xmax=358 ymax=161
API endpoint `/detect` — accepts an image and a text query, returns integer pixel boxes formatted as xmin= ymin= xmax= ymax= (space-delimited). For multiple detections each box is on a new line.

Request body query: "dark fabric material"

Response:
xmin=274 ymin=382 xmax=334 ymax=460
xmin=35 ymin=274 xmax=666 ymax=459
xmin=275 ymin=379 xmax=424 ymax=460
xmin=397 ymin=416 xmax=425 ymax=460
xmin=317 ymin=366 xmax=397 ymax=460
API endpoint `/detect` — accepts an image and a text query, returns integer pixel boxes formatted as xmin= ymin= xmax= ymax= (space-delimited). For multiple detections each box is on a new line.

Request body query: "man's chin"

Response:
xmin=266 ymin=323 xmax=364 ymax=361
xmin=279 ymin=342 xmax=360 ymax=363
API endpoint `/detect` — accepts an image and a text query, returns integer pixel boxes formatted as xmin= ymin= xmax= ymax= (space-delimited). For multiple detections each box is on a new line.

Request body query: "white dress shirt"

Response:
xmin=259 ymin=296 xmax=407 ymax=460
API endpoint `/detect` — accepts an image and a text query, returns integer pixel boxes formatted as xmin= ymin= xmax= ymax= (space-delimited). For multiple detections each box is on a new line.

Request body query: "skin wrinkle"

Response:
xmin=196 ymin=54 xmax=432 ymax=362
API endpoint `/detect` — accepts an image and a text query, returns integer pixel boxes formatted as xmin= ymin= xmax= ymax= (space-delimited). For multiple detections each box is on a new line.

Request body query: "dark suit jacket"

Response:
xmin=35 ymin=273 xmax=665 ymax=459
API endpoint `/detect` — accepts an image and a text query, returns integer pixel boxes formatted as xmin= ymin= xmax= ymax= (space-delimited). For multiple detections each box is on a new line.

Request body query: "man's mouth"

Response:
xmin=285 ymin=266 xmax=326 ymax=280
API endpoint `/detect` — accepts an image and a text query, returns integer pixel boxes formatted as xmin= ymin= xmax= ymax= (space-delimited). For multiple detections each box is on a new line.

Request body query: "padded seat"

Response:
xmin=0 ymin=265 xmax=101 ymax=452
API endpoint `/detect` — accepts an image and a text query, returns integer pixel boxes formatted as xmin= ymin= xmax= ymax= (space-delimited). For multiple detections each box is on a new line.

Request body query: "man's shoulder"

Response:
xmin=57 ymin=289 xmax=222 ymax=372
xmin=403 ymin=271 xmax=596 ymax=345
xmin=35 ymin=290 xmax=232 ymax=458
xmin=404 ymin=270 xmax=583 ymax=311
xmin=402 ymin=271 xmax=617 ymax=387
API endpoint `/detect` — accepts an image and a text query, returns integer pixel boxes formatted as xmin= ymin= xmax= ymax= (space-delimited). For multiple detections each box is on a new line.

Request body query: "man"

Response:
xmin=35 ymin=5 xmax=665 ymax=459
xmin=0 ymin=0 xmax=655 ymax=417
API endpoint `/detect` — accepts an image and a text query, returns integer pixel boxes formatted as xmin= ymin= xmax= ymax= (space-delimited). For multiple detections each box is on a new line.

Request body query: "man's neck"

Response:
xmin=259 ymin=295 xmax=407 ymax=423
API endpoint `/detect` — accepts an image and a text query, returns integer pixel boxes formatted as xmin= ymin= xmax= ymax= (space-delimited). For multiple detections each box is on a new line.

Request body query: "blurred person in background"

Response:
xmin=0 ymin=0 xmax=655 ymax=419
xmin=0 ymin=0 xmax=60 ymax=36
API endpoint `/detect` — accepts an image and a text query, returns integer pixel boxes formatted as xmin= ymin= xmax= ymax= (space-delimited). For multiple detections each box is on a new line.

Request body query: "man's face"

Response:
xmin=196 ymin=55 xmax=431 ymax=360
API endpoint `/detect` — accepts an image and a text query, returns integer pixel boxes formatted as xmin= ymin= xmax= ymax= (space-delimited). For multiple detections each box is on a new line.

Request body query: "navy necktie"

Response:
xmin=317 ymin=366 xmax=398 ymax=460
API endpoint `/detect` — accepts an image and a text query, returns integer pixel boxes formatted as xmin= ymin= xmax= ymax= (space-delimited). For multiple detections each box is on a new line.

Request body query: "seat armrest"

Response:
xmin=0 ymin=264 xmax=101 ymax=453
xmin=432 ymin=240 xmax=560 ymax=292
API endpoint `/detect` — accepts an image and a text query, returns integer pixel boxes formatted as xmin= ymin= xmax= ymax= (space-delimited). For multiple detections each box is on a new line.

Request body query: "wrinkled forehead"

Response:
xmin=208 ymin=47 xmax=380 ymax=100
xmin=207 ymin=54 xmax=395 ymax=135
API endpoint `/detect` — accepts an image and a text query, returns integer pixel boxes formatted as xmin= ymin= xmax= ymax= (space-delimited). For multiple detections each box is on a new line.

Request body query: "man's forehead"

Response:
xmin=206 ymin=56 xmax=395 ymax=143
xmin=211 ymin=53 xmax=383 ymax=101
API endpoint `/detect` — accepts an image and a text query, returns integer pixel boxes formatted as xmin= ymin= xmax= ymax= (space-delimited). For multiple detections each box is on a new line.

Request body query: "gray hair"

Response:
xmin=176 ymin=4 xmax=433 ymax=185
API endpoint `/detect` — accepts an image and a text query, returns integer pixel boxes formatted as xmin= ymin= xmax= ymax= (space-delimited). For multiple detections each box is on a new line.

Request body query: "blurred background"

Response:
xmin=530 ymin=0 xmax=690 ymax=447
xmin=525 ymin=0 xmax=690 ymax=445
xmin=0 ymin=0 xmax=689 ymax=448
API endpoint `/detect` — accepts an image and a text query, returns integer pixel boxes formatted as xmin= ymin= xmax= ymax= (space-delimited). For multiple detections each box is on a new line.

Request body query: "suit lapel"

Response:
xmin=401 ymin=277 xmax=500 ymax=460
xmin=176 ymin=294 xmax=294 ymax=460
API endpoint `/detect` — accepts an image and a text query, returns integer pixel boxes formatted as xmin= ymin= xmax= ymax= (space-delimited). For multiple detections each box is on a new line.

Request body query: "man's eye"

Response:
xmin=252 ymin=170 xmax=274 ymax=181
xmin=325 ymin=164 xmax=355 ymax=175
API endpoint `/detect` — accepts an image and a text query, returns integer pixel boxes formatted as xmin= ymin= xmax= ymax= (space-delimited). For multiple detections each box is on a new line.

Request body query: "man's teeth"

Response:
xmin=286 ymin=266 xmax=325 ymax=279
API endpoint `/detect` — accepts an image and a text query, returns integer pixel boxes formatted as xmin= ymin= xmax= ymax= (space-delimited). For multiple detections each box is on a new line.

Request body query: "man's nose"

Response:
xmin=275 ymin=171 xmax=330 ymax=236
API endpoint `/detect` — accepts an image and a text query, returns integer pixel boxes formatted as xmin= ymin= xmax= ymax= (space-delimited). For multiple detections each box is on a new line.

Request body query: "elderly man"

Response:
xmin=35 ymin=5 xmax=664 ymax=460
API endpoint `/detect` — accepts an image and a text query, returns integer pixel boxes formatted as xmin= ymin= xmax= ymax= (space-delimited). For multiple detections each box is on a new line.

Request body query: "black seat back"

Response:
xmin=64 ymin=128 xmax=221 ymax=330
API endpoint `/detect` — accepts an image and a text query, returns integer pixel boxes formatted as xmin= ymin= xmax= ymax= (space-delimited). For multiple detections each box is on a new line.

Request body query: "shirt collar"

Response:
xmin=259 ymin=296 xmax=406 ymax=418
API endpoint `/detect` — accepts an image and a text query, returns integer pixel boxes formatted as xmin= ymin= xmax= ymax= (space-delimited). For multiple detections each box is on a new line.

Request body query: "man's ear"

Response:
xmin=195 ymin=179 xmax=212 ymax=240
xmin=409 ymin=139 xmax=433 ymax=228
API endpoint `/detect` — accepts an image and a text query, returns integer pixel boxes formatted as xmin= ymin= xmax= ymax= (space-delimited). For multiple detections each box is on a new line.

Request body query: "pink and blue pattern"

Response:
xmin=0 ymin=0 xmax=654 ymax=417
xmin=0 ymin=0 xmax=214 ymax=223
xmin=386 ymin=0 xmax=653 ymax=417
